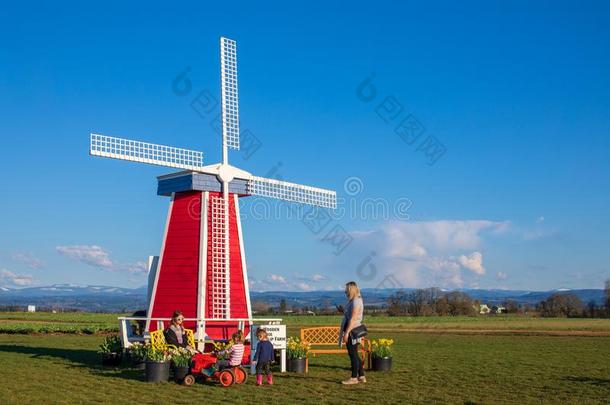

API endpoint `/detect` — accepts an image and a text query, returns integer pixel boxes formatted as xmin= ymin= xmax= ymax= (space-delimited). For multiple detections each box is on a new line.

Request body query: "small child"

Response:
xmin=227 ymin=330 xmax=245 ymax=367
xmin=252 ymin=328 xmax=275 ymax=386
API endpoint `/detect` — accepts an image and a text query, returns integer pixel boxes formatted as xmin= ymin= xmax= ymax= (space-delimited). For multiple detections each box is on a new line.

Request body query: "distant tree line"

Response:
xmin=385 ymin=280 xmax=610 ymax=318
xmin=537 ymin=280 xmax=610 ymax=318
xmin=250 ymin=280 xmax=610 ymax=318
xmin=537 ymin=294 xmax=583 ymax=317
xmin=386 ymin=288 xmax=478 ymax=316
xmin=251 ymin=298 xmax=339 ymax=316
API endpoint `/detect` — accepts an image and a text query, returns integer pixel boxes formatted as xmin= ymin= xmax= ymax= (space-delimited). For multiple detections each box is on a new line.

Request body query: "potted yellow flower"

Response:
xmin=286 ymin=337 xmax=310 ymax=373
xmin=170 ymin=347 xmax=193 ymax=383
xmin=98 ymin=334 xmax=123 ymax=367
xmin=145 ymin=346 xmax=171 ymax=382
xmin=127 ymin=342 xmax=147 ymax=370
xmin=371 ymin=338 xmax=394 ymax=371
xmin=212 ymin=340 xmax=233 ymax=361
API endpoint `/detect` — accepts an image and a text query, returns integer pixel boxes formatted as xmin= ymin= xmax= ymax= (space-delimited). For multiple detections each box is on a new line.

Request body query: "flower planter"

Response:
xmin=101 ymin=352 xmax=122 ymax=367
xmin=372 ymin=356 xmax=392 ymax=372
xmin=173 ymin=365 xmax=190 ymax=382
xmin=145 ymin=361 xmax=170 ymax=382
xmin=287 ymin=357 xmax=306 ymax=373
xmin=125 ymin=352 xmax=145 ymax=369
xmin=132 ymin=361 xmax=146 ymax=370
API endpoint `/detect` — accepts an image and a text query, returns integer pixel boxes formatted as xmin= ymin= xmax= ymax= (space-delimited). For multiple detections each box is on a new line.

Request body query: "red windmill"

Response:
xmin=89 ymin=37 xmax=337 ymax=345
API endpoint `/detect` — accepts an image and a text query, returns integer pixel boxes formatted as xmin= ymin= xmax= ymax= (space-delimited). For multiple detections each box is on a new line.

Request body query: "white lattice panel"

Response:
xmin=90 ymin=134 xmax=204 ymax=171
xmin=220 ymin=37 xmax=240 ymax=150
xmin=248 ymin=176 xmax=337 ymax=209
xmin=210 ymin=195 xmax=229 ymax=319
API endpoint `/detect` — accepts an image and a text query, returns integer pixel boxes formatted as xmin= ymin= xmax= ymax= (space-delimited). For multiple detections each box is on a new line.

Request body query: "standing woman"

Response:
xmin=339 ymin=281 xmax=366 ymax=385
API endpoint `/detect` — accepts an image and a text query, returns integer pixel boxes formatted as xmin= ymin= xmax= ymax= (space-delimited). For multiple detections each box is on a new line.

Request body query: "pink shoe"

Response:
xmin=256 ymin=374 xmax=263 ymax=386
xmin=267 ymin=374 xmax=273 ymax=385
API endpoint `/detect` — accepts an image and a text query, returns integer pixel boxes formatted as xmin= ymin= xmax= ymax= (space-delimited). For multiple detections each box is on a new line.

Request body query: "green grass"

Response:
xmin=0 ymin=312 xmax=122 ymax=334
xmin=2 ymin=312 xmax=610 ymax=335
xmin=0 ymin=330 xmax=609 ymax=403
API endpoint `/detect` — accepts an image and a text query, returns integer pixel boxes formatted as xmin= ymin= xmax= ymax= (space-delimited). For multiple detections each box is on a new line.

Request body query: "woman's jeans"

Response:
xmin=347 ymin=339 xmax=364 ymax=378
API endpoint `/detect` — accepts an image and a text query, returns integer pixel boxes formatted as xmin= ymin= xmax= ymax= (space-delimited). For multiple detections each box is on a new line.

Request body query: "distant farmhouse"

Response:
xmin=479 ymin=304 xmax=505 ymax=315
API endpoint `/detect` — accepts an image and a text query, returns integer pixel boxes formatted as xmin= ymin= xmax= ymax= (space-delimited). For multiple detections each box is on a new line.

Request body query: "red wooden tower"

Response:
xmin=89 ymin=37 xmax=336 ymax=345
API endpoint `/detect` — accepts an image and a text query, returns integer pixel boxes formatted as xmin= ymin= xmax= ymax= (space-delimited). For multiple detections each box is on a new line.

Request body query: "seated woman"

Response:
xmin=164 ymin=310 xmax=194 ymax=351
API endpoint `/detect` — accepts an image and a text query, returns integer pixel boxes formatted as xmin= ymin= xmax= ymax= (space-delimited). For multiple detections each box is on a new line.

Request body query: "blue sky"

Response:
xmin=1 ymin=1 xmax=609 ymax=291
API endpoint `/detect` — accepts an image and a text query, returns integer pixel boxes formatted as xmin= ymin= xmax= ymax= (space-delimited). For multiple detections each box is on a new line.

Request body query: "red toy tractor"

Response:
xmin=182 ymin=352 xmax=248 ymax=387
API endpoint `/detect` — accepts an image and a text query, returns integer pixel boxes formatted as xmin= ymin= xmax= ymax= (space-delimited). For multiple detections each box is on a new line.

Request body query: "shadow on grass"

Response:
xmin=0 ymin=344 xmax=97 ymax=367
xmin=91 ymin=367 xmax=145 ymax=382
xmin=0 ymin=344 xmax=368 ymax=385
xmin=564 ymin=376 xmax=610 ymax=387
xmin=0 ymin=344 xmax=145 ymax=381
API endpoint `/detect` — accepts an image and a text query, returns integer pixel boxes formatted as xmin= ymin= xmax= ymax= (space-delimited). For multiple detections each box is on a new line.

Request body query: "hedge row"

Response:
xmin=0 ymin=324 xmax=119 ymax=335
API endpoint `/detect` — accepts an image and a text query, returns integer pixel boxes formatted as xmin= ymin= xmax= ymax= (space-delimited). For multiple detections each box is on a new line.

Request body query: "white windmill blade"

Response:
xmin=90 ymin=133 xmax=205 ymax=171
xmin=220 ymin=37 xmax=240 ymax=151
xmin=248 ymin=176 xmax=337 ymax=209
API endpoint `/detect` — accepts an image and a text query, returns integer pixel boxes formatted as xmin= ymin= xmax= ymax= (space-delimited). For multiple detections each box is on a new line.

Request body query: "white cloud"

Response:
xmin=365 ymin=220 xmax=509 ymax=257
xmin=341 ymin=220 xmax=508 ymax=289
xmin=56 ymin=245 xmax=148 ymax=275
xmin=253 ymin=219 xmax=507 ymax=291
xmin=121 ymin=261 xmax=149 ymax=274
xmin=294 ymin=273 xmax=327 ymax=282
xmin=295 ymin=282 xmax=313 ymax=291
xmin=0 ymin=269 xmax=35 ymax=287
xmin=267 ymin=274 xmax=286 ymax=284
xmin=426 ymin=256 xmax=464 ymax=287
xmin=496 ymin=272 xmax=508 ymax=280
xmin=56 ymin=245 xmax=113 ymax=268
xmin=536 ymin=216 xmax=545 ymax=224
xmin=11 ymin=252 xmax=44 ymax=269
xmin=457 ymin=252 xmax=485 ymax=275
xmin=249 ymin=273 xmax=321 ymax=292
xmin=248 ymin=277 xmax=266 ymax=291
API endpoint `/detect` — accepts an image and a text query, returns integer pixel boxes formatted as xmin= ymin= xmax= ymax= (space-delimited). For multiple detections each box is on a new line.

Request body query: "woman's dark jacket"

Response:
xmin=164 ymin=327 xmax=187 ymax=348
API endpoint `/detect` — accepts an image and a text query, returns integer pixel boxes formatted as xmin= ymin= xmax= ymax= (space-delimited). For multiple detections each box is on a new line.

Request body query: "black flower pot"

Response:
xmin=132 ymin=360 xmax=146 ymax=370
xmin=173 ymin=365 xmax=190 ymax=382
xmin=126 ymin=352 xmax=145 ymax=369
xmin=372 ymin=356 xmax=392 ymax=372
xmin=101 ymin=352 xmax=122 ymax=367
xmin=145 ymin=361 xmax=170 ymax=382
xmin=287 ymin=357 xmax=306 ymax=373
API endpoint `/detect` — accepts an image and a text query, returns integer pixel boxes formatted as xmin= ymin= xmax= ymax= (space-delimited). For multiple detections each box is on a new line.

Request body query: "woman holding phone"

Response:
xmin=339 ymin=281 xmax=366 ymax=385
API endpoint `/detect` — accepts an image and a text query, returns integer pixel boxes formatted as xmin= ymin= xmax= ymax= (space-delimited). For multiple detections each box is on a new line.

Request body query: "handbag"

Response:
xmin=349 ymin=324 xmax=368 ymax=339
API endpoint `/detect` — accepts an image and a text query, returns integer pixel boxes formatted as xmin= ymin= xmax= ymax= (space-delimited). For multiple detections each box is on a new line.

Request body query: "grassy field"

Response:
xmin=2 ymin=312 xmax=610 ymax=335
xmin=0 ymin=314 xmax=609 ymax=404
xmin=0 ymin=332 xmax=609 ymax=404
xmin=0 ymin=312 xmax=120 ymax=334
